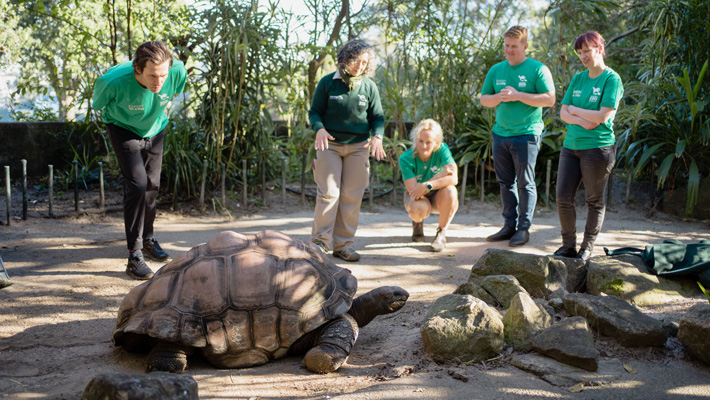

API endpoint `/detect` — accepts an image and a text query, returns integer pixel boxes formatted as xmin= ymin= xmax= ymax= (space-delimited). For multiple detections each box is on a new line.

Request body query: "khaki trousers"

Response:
xmin=312 ymin=141 xmax=370 ymax=251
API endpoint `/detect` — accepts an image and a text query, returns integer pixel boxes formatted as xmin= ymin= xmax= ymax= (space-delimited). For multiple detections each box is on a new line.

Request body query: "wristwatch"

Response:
xmin=425 ymin=182 xmax=433 ymax=192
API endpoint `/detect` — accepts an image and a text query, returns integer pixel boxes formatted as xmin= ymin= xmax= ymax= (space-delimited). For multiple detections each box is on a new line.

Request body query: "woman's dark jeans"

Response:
xmin=556 ymin=145 xmax=616 ymax=251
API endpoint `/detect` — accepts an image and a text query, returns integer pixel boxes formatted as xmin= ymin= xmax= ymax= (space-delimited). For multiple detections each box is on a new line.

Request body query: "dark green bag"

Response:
xmin=604 ymin=239 xmax=710 ymax=287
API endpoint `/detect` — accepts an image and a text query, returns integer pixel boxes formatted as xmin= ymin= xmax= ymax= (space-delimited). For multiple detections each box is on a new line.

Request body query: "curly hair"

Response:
xmin=337 ymin=39 xmax=376 ymax=78
xmin=132 ymin=41 xmax=173 ymax=74
xmin=409 ymin=119 xmax=444 ymax=158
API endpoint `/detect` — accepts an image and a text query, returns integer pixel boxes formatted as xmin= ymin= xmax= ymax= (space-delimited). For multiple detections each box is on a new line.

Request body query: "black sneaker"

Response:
xmin=143 ymin=238 xmax=169 ymax=261
xmin=126 ymin=251 xmax=154 ymax=280
xmin=486 ymin=226 xmax=516 ymax=242
xmin=552 ymin=246 xmax=577 ymax=258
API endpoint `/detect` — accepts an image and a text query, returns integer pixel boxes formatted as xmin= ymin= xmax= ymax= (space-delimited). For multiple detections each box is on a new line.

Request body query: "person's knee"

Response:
xmin=437 ymin=186 xmax=459 ymax=208
xmin=407 ymin=201 xmax=430 ymax=221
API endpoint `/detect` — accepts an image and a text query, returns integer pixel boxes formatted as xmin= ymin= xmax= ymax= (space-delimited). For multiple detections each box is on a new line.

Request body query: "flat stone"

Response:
xmin=677 ymin=303 xmax=710 ymax=365
xmin=563 ymin=292 xmax=667 ymax=347
xmin=480 ymin=275 xmax=528 ymax=308
xmin=421 ymin=294 xmax=504 ymax=363
xmin=81 ymin=372 xmax=198 ymax=400
xmin=453 ymin=281 xmax=498 ymax=306
xmin=511 ymin=353 xmax=624 ymax=387
xmin=503 ymin=292 xmax=552 ymax=351
xmin=587 ymin=254 xmax=700 ymax=306
xmin=531 ymin=317 xmax=599 ymax=371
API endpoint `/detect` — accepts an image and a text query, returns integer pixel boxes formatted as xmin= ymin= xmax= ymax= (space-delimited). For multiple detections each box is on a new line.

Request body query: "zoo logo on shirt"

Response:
xmin=128 ymin=104 xmax=144 ymax=111
xmin=159 ymin=93 xmax=169 ymax=106
xmin=518 ymin=75 xmax=527 ymax=88
xmin=496 ymin=79 xmax=506 ymax=86
xmin=589 ymin=87 xmax=601 ymax=103
xmin=358 ymin=94 xmax=367 ymax=107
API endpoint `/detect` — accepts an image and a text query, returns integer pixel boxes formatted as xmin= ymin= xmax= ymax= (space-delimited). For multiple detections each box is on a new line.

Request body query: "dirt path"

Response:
xmin=1 ymin=200 xmax=709 ymax=399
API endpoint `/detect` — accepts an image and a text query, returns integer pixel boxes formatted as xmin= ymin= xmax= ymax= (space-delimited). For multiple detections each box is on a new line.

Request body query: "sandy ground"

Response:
xmin=1 ymin=196 xmax=710 ymax=400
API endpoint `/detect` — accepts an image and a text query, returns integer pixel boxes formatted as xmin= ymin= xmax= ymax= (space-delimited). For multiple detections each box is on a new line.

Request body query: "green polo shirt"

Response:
xmin=399 ymin=143 xmax=455 ymax=183
xmin=561 ymin=68 xmax=624 ymax=150
xmin=93 ymin=60 xmax=187 ymax=138
xmin=309 ymin=71 xmax=385 ymax=144
xmin=481 ymin=58 xmax=554 ymax=136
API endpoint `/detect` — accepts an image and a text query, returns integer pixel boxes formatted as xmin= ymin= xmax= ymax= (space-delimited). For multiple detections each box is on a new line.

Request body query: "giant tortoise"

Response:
xmin=112 ymin=230 xmax=409 ymax=373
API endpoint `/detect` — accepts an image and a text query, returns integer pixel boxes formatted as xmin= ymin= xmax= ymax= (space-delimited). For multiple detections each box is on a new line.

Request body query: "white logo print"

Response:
xmin=128 ymin=104 xmax=144 ymax=111
xmin=496 ymin=79 xmax=506 ymax=86
xmin=589 ymin=87 xmax=601 ymax=102
xmin=592 ymin=87 xmax=601 ymax=95
xmin=518 ymin=75 xmax=527 ymax=88
xmin=158 ymin=93 xmax=169 ymax=100
xmin=358 ymin=94 xmax=367 ymax=101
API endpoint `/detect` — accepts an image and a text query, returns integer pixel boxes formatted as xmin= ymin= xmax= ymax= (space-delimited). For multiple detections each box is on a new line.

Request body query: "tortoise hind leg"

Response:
xmin=303 ymin=314 xmax=359 ymax=373
xmin=146 ymin=341 xmax=194 ymax=373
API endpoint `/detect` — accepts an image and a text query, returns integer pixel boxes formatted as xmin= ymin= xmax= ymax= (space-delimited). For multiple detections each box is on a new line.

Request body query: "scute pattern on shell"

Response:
xmin=113 ymin=230 xmax=357 ymax=367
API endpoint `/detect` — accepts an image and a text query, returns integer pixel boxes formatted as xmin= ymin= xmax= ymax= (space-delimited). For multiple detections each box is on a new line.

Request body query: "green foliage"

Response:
xmin=699 ymin=282 xmax=710 ymax=303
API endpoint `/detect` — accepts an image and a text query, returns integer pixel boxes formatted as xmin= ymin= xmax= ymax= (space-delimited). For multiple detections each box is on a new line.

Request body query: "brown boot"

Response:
xmin=430 ymin=227 xmax=446 ymax=252
xmin=412 ymin=221 xmax=424 ymax=242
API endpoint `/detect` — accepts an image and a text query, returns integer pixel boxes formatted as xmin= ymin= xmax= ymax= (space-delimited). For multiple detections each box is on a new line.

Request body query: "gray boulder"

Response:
xmin=677 ymin=303 xmax=710 ymax=365
xmin=82 ymin=372 xmax=198 ymax=400
xmin=480 ymin=275 xmax=528 ymax=308
xmin=465 ymin=249 xmax=585 ymax=298
xmin=503 ymin=292 xmax=552 ymax=351
xmin=453 ymin=281 xmax=498 ymax=306
xmin=421 ymin=294 xmax=504 ymax=363
xmin=511 ymin=353 xmax=624 ymax=387
xmin=563 ymin=292 xmax=667 ymax=347
xmin=531 ymin=317 xmax=599 ymax=371
xmin=587 ymin=255 xmax=700 ymax=306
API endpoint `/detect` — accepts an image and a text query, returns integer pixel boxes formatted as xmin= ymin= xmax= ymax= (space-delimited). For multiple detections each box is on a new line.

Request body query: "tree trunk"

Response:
xmin=307 ymin=0 xmax=350 ymax=101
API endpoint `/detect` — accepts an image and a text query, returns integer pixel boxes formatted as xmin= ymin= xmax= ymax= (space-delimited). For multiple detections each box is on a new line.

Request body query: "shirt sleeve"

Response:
xmin=481 ymin=65 xmax=496 ymax=95
xmin=367 ymin=83 xmax=386 ymax=138
xmin=536 ymin=64 xmax=555 ymax=94
xmin=308 ymin=77 xmax=328 ymax=133
xmin=399 ymin=151 xmax=416 ymax=181
xmin=92 ymin=76 xmax=111 ymax=112
xmin=172 ymin=61 xmax=188 ymax=94
xmin=600 ymin=73 xmax=623 ymax=110
xmin=561 ymin=74 xmax=576 ymax=106
xmin=440 ymin=143 xmax=455 ymax=166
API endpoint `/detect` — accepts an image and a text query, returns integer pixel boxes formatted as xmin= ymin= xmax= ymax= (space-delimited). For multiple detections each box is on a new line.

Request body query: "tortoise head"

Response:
xmin=349 ymin=286 xmax=409 ymax=327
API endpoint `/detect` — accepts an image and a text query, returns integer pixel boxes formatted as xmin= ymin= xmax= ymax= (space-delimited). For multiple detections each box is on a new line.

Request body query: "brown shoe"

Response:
xmin=429 ymin=228 xmax=446 ymax=252
xmin=333 ymin=248 xmax=361 ymax=262
xmin=412 ymin=221 xmax=424 ymax=242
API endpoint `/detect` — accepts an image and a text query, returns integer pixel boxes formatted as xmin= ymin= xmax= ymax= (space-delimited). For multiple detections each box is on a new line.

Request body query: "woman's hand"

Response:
xmin=314 ymin=129 xmax=334 ymax=151
xmin=369 ymin=136 xmax=386 ymax=161
xmin=410 ymin=182 xmax=428 ymax=200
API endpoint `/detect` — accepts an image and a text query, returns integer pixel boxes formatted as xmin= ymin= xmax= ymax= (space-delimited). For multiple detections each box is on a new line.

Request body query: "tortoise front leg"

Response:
xmin=302 ymin=314 xmax=359 ymax=373
xmin=146 ymin=341 xmax=194 ymax=373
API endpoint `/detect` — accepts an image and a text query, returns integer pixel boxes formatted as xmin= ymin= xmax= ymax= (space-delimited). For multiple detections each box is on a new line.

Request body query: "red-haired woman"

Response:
xmin=553 ymin=31 xmax=624 ymax=261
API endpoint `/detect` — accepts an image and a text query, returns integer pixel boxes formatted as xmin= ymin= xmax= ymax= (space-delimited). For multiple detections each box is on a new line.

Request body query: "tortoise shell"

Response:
xmin=112 ymin=230 xmax=357 ymax=368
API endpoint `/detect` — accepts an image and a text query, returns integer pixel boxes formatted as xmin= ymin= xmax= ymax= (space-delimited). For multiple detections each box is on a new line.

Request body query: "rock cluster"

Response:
xmin=422 ymin=248 xmax=707 ymax=387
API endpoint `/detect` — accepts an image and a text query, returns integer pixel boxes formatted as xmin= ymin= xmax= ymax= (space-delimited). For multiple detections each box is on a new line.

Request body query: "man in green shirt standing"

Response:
xmin=480 ymin=26 xmax=555 ymax=247
xmin=93 ymin=41 xmax=187 ymax=280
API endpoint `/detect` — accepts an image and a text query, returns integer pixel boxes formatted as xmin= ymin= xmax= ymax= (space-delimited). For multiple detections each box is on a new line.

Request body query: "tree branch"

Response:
xmin=607 ymin=26 xmax=641 ymax=47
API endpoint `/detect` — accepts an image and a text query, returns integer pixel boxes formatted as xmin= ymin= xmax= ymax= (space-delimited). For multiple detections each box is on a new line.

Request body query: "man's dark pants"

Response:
xmin=107 ymin=124 xmax=164 ymax=251
xmin=492 ymin=132 xmax=541 ymax=231
xmin=556 ymin=145 xmax=616 ymax=251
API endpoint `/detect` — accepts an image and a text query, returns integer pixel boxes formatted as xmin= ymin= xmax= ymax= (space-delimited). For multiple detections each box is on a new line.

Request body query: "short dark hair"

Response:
xmin=132 ymin=41 xmax=173 ymax=74
xmin=574 ymin=31 xmax=606 ymax=57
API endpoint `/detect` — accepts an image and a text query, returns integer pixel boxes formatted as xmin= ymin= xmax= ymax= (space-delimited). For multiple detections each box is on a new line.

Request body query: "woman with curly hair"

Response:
xmin=309 ymin=39 xmax=386 ymax=262
xmin=553 ymin=31 xmax=624 ymax=261
xmin=399 ymin=119 xmax=458 ymax=252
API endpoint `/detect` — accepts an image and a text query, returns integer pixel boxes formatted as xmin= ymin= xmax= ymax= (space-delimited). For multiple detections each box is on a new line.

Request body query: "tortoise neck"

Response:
xmin=348 ymin=292 xmax=378 ymax=327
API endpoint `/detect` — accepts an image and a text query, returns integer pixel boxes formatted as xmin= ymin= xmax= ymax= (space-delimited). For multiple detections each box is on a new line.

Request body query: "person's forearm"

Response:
xmin=429 ymin=174 xmax=458 ymax=189
xmin=516 ymin=91 xmax=555 ymax=108
xmin=480 ymin=94 xmax=501 ymax=108
xmin=571 ymin=107 xmax=614 ymax=124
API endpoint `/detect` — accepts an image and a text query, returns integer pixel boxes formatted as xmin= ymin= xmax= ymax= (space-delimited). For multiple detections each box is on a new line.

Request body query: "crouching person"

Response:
xmin=399 ymin=119 xmax=459 ymax=252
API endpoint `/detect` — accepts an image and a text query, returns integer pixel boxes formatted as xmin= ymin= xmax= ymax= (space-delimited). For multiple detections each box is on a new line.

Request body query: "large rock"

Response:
xmin=531 ymin=317 xmax=599 ymax=371
xmin=465 ymin=249 xmax=585 ymax=298
xmin=453 ymin=281 xmax=498 ymax=306
xmin=587 ymin=254 xmax=700 ymax=306
xmin=82 ymin=372 xmax=198 ymax=400
xmin=503 ymin=292 xmax=552 ymax=351
xmin=421 ymin=294 xmax=504 ymax=363
xmin=480 ymin=275 xmax=528 ymax=308
xmin=677 ymin=303 xmax=710 ymax=365
xmin=511 ymin=353 xmax=624 ymax=387
xmin=563 ymin=292 xmax=667 ymax=347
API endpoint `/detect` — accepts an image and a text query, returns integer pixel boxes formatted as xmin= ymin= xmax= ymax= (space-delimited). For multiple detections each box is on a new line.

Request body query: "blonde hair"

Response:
xmin=504 ymin=25 xmax=528 ymax=45
xmin=409 ymin=119 xmax=443 ymax=158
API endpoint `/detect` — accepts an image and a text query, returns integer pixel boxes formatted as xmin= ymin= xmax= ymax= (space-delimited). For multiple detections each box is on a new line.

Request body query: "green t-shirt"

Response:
xmin=481 ymin=58 xmax=554 ymax=136
xmin=93 ymin=60 xmax=187 ymax=138
xmin=308 ymin=71 xmax=385 ymax=144
xmin=399 ymin=143 xmax=455 ymax=183
xmin=561 ymin=68 xmax=624 ymax=150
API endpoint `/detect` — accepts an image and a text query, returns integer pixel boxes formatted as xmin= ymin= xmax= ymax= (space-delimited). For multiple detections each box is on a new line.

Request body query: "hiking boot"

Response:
xmin=412 ymin=221 xmax=425 ymax=242
xmin=143 ymin=238 xmax=169 ymax=262
xmin=333 ymin=248 xmax=361 ymax=262
xmin=486 ymin=226 xmax=516 ymax=242
xmin=576 ymin=248 xmax=592 ymax=261
xmin=313 ymin=240 xmax=329 ymax=254
xmin=430 ymin=228 xmax=446 ymax=252
xmin=508 ymin=229 xmax=529 ymax=247
xmin=126 ymin=251 xmax=154 ymax=280
xmin=552 ymin=246 xmax=577 ymax=258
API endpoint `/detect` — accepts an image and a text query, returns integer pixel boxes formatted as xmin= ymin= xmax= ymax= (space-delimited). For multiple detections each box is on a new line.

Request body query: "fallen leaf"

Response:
xmin=623 ymin=363 xmax=637 ymax=373
xmin=568 ymin=383 xmax=584 ymax=393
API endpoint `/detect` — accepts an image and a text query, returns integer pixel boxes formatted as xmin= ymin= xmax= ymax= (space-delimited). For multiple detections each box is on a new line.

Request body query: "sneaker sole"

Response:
xmin=126 ymin=270 xmax=154 ymax=280
xmin=143 ymin=253 xmax=170 ymax=262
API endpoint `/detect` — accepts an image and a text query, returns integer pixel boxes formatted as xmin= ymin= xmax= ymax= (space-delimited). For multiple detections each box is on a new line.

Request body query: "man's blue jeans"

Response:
xmin=492 ymin=132 xmax=541 ymax=231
